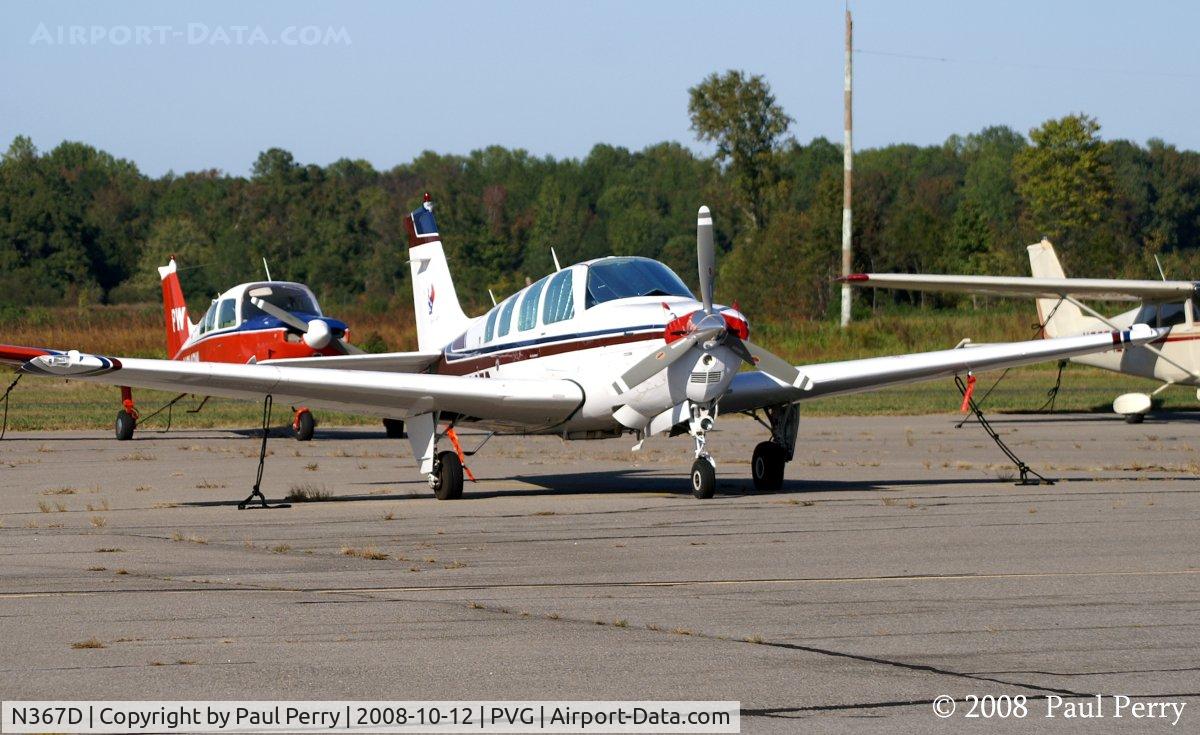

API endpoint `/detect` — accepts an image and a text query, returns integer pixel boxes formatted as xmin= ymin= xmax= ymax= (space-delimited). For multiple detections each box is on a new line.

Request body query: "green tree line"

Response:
xmin=2 ymin=71 xmax=1199 ymax=322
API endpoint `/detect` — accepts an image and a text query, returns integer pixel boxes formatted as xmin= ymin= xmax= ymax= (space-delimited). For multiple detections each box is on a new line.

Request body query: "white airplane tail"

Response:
xmin=406 ymin=194 xmax=470 ymax=352
xmin=1027 ymin=239 xmax=1098 ymax=338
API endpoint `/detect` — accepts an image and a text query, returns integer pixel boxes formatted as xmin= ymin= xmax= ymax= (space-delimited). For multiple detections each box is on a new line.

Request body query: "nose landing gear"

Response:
xmin=688 ymin=403 xmax=718 ymax=499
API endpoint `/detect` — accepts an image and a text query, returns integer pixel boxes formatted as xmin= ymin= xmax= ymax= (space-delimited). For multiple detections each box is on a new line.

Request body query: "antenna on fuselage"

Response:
xmin=488 ymin=289 xmax=497 ymax=306
xmin=262 ymin=257 xmax=273 ymax=282
xmin=551 ymin=247 xmax=562 ymax=272
xmin=1154 ymin=254 xmax=1168 ymax=281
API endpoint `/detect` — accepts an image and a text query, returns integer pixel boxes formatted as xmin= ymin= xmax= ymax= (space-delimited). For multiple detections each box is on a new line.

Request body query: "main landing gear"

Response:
xmin=115 ymin=386 xmax=137 ymax=440
xmin=428 ymin=450 xmax=464 ymax=500
xmin=748 ymin=403 xmax=799 ymax=494
xmin=292 ymin=406 xmax=315 ymax=441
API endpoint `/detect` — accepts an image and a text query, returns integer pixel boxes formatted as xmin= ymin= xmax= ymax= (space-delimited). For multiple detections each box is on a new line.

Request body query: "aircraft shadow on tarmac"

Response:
xmin=175 ymin=467 xmax=1189 ymax=508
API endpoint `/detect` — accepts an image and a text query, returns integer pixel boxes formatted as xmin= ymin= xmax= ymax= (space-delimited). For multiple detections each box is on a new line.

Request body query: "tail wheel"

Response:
xmin=751 ymin=441 xmax=786 ymax=492
xmin=293 ymin=410 xmax=315 ymax=441
xmin=114 ymin=411 xmax=136 ymax=441
xmin=691 ymin=458 xmax=716 ymax=499
xmin=433 ymin=450 xmax=464 ymax=500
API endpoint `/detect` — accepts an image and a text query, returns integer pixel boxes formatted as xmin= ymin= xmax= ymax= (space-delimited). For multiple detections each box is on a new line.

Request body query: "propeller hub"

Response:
xmin=302 ymin=319 xmax=332 ymax=350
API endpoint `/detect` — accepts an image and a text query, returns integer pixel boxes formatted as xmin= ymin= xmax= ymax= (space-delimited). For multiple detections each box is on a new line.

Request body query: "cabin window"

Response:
xmin=484 ymin=307 xmax=498 ymax=342
xmin=201 ymin=303 xmax=217 ymax=334
xmin=518 ymin=277 xmax=548 ymax=331
xmin=585 ymin=257 xmax=693 ymax=308
xmin=543 ymin=269 xmax=574 ymax=324
xmin=217 ymin=299 xmax=237 ymax=330
xmin=497 ymin=296 xmax=517 ymax=338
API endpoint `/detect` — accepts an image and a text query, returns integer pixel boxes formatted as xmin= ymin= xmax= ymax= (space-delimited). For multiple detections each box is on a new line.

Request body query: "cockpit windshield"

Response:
xmin=242 ymin=285 xmax=320 ymax=321
xmin=585 ymin=257 xmax=693 ymax=308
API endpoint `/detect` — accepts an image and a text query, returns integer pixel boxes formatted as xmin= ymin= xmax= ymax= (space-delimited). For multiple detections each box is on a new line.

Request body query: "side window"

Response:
xmin=484 ymin=307 xmax=498 ymax=342
xmin=543 ymin=270 xmax=574 ymax=325
xmin=518 ymin=277 xmax=548 ymax=331
xmin=217 ymin=299 xmax=237 ymax=329
xmin=201 ymin=303 xmax=217 ymax=333
xmin=497 ymin=297 xmax=518 ymax=338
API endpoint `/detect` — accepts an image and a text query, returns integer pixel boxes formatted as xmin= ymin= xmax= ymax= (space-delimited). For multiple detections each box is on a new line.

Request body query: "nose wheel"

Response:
xmin=691 ymin=457 xmax=716 ymax=499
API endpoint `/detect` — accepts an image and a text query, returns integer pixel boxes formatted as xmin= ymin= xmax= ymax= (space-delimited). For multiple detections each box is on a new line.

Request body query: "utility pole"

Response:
xmin=840 ymin=7 xmax=853 ymax=328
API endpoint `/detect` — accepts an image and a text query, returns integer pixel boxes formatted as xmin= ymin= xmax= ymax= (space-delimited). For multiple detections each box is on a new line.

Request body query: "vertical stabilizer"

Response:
xmin=159 ymin=259 xmax=193 ymax=358
xmin=1027 ymin=239 xmax=1090 ymax=338
xmin=407 ymin=194 xmax=471 ymax=352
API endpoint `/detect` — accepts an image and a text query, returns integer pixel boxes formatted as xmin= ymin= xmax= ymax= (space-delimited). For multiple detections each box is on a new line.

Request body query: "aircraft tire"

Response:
xmin=434 ymin=450 xmax=464 ymax=500
xmin=114 ymin=410 xmax=136 ymax=441
xmin=294 ymin=410 xmax=315 ymax=441
xmin=691 ymin=458 xmax=716 ymax=499
xmin=751 ymin=441 xmax=786 ymax=492
xmin=383 ymin=418 xmax=406 ymax=439
xmin=1124 ymin=414 xmax=1145 ymax=424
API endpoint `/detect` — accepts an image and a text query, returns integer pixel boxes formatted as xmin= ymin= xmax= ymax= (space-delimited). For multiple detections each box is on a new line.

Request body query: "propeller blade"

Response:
xmin=612 ymin=326 xmax=723 ymax=395
xmin=335 ymin=338 xmax=364 ymax=355
xmin=697 ymin=206 xmax=715 ymax=315
xmin=251 ymin=297 xmax=310 ymax=333
xmin=743 ymin=340 xmax=813 ymax=391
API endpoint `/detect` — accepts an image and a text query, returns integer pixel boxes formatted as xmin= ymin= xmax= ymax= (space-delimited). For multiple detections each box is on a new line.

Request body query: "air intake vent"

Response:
xmin=690 ymin=370 xmax=723 ymax=385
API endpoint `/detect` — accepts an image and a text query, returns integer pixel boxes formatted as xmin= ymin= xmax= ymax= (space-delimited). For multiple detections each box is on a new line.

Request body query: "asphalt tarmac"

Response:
xmin=1 ymin=412 xmax=1198 ymax=733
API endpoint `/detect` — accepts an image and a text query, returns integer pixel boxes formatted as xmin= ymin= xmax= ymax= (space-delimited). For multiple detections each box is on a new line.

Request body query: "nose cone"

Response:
xmin=303 ymin=319 xmax=332 ymax=349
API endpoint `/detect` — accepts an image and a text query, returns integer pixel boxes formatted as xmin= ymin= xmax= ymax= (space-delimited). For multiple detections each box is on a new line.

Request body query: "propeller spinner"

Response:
xmin=613 ymin=206 xmax=813 ymax=396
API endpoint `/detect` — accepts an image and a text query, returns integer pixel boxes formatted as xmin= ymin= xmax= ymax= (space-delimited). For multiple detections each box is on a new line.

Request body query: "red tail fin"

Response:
xmin=158 ymin=259 xmax=192 ymax=358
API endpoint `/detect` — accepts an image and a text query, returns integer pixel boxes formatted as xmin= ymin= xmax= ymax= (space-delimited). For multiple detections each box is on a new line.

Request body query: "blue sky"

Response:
xmin=3 ymin=0 xmax=1197 ymax=176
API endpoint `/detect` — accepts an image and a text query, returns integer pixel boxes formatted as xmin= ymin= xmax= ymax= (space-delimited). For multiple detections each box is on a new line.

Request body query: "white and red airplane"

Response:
xmin=0 ymin=198 xmax=1160 ymax=503
xmin=843 ymin=240 xmax=1200 ymax=422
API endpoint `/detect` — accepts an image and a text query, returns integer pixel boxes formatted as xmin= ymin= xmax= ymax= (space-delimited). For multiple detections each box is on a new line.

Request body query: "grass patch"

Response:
xmin=341 ymin=545 xmax=388 ymax=560
xmin=270 ymin=544 xmax=291 ymax=554
xmin=42 ymin=487 xmax=76 ymax=495
xmin=195 ymin=479 xmax=225 ymax=489
xmin=71 ymin=637 xmax=106 ymax=649
xmin=89 ymin=516 xmax=107 ymax=528
xmin=95 ymin=547 xmax=122 ymax=553
xmin=286 ymin=484 xmax=331 ymax=502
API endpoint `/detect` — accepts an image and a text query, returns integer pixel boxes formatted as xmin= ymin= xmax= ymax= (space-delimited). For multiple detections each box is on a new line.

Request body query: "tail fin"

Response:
xmin=406 ymin=194 xmax=470 ymax=352
xmin=1027 ymin=239 xmax=1092 ymax=338
xmin=158 ymin=259 xmax=192 ymax=358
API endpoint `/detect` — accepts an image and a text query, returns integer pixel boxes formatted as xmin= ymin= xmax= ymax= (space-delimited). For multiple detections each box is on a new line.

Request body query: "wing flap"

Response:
xmin=842 ymin=273 xmax=1195 ymax=302
xmin=720 ymin=325 xmax=1163 ymax=413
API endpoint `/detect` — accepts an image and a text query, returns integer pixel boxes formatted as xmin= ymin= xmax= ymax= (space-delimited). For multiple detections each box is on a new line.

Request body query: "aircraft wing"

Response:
xmin=258 ymin=350 xmax=441 ymax=373
xmin=719 ymin=325 xmax=1162 ymax=414
xmin=0 ymin=345 xmax=60 ymax=367
xmin=10 ymin=350 xmax=583 ymax=430
xmin=842 ymin=273 xmax=1196 ymax=302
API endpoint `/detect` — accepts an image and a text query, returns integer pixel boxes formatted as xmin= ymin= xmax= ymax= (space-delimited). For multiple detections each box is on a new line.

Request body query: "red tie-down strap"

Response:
xmin=960 ymin=373 xmax=977 ymax=413
xmin=446 ymin=427 xmax=476 ymax=482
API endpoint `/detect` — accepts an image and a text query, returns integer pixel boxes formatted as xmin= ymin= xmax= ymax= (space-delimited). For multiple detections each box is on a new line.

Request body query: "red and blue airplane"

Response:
xmin=119 ymin=260 xmax=359 ymax=440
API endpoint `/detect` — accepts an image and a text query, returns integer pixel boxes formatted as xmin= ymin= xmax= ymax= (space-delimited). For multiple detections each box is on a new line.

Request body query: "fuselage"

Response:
xmin=1064 ymin=302 xmax=1200 ymax=387
xmin=429 ymin=257 xmax=747 ymax=436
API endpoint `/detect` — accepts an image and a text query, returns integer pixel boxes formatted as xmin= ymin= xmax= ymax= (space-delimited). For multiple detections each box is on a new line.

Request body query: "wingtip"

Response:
xmin=837 ymin=273 xmax=870 ymax=283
